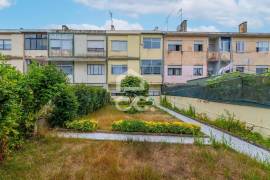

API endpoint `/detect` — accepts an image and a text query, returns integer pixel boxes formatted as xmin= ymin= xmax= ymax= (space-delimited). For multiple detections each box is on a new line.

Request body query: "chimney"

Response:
xmin=239 ymin=22 xmax=247 ymax=33
xmin=177 ymin=20 xmax=187 ymax=32
xmin=62 ymin=25 xmax=69 ymax=31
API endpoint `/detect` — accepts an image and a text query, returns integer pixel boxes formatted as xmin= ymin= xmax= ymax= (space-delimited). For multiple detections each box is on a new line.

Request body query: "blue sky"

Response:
xmin=0 ymin=0 xmax=270 ymax=32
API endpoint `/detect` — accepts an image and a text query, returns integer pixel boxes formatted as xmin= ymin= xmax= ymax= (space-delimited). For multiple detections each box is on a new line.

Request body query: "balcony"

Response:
xmin=207 ymin=51 xmax=231 ymax=62
xmin=86 ymin=48 xmax=106 ymax=57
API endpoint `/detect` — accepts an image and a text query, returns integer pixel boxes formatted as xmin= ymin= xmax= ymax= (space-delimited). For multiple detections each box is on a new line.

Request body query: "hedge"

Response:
xmin=73 ymin=85 xmax=111 ymax=116
xmin=66 ymin=119 xmax=98 ymax=132
xmin=112 ymin=120 xmax=201 ymax=135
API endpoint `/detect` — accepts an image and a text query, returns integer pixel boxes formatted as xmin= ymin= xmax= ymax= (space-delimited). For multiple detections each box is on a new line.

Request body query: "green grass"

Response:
xmin=160 ymin=96 xmax=270 ymax=150
xmin=0 ymin=137 xmax=270 ymax=179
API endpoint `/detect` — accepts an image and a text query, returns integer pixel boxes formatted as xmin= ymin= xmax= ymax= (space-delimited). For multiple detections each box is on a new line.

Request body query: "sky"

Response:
xmin=0 ymin=0 xmax=270 ymax=32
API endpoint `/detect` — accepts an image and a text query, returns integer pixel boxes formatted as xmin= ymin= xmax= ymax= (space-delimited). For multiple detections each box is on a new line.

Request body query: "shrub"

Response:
xmin=48 ymin=85 xmax=78 ymax=127
xmin=65 ymin=119 xmax=98 ymax=132
xmin=73 ymin=85 xmax=110 ymax=116
xmin=121 ymin=75 xmax=149 ymax=103
xmin=26 ymin=63 xmax=67 ymax=113
xmin=112 ymin=120 xmax=201 ymax=135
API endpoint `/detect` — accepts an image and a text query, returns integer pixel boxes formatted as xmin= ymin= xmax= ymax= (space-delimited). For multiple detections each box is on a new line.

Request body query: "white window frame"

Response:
xmin=193 ymin=65 xmax=203 ymax=76
xmin=168 ymin=40 xmax=182 ymax=52
xmin=194 ymin=40 xmax=204 ymax=52
xmin=87 ymin=64 xmax=105 ymax=75
xmin=111 ymin=41 xmax=128 ymax=51
xmin=167 ymin=65 xmax=182 ymax=76
xmin=87 ymin=40 xmax=105 ymax=52
xmin=143 ymin=38 xmax=161 ymax=49
xmin=256 ymin=41 xmax=269 ymax=52
xmin=111 ymin=65 xmax=128 ymax=75
xmin=0 ymin=39 xmax=11 ymax=50
xmin=236 ymin=41 xmax=245 ymax=53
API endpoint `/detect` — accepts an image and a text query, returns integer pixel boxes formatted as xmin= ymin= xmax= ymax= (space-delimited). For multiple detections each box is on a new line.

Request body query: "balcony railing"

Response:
xmin=207 ymin=51 xmax=231 ymax=61
xmin=87 ymin=48 xmax=106 ymax=57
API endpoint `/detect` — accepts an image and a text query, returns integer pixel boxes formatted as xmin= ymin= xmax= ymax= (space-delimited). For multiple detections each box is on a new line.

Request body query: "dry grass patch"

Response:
xmin=0 ymin=138 xmax=269 ymax=180
xmin=86 ymin=105 xmax=177 ymax=131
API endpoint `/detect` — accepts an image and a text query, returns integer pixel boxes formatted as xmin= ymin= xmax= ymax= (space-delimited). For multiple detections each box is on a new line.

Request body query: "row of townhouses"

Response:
xmin=1 ymin=21 xmax=270 ymax=95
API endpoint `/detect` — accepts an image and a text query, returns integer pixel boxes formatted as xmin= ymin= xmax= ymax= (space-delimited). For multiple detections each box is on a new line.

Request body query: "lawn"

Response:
xmin=85 ymin=105 xmax=178 ymax=131
xmin=0 ymin=138 xmax=269 ymax=179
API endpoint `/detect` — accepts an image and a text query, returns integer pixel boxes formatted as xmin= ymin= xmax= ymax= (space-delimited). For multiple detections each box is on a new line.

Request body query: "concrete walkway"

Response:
xmin=56 ymin=132 xmax=211 ymax=145
xmin=157 ymin=105 xmax=270 ymax=163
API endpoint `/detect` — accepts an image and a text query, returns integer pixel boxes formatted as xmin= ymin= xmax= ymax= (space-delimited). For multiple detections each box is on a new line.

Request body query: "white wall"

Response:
xmin=74 ymin=61 xmax=106 ymax=84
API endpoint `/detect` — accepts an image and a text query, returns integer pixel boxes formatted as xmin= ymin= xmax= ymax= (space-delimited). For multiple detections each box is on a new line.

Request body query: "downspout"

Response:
xmin=106 ymin=31 xmax=109 ymax=90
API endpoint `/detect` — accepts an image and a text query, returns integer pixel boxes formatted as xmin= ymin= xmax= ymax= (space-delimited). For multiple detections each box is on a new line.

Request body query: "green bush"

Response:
xmin=48 ymin=85 xmax=78 ymax=127
xmin=73 ymin=85 xmax=110 ymax=116
xmin=112 ymin=120 xmax=201 ymax=135
xmin=65 ymin=119 xmax=98 ymax=132
xmin=121 ymin=75 xmax=149 ymax=103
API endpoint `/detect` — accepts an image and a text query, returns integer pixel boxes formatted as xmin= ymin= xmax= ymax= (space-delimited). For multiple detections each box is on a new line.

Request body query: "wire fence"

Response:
xmin=162 ymin=75 xmax=270 ymax=108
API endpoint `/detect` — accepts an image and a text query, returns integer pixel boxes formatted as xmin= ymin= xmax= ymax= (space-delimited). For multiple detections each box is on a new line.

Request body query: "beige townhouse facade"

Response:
xmin=1 ymin=22 xmax=270 ymax=94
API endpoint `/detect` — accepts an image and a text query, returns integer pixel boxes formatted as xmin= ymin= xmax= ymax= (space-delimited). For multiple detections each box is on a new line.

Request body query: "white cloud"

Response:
xmin=0 ymin=0 xmax=11 ymax=9
xmin=74 ymin=0 xmax=270 ymax=29
xmin=188 ymin=26 xmax=220 ymax=32
xmin=46 ymin=18 xmax=143 ymax=30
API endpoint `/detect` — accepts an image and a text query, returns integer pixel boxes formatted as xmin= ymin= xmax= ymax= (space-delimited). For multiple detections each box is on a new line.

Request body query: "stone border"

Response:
xmin=54 ymin=131 xmax=211 ymax=145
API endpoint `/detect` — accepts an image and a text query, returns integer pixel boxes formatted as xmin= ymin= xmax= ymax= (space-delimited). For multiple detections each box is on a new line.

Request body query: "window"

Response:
xmin=87 ymin=40 xmax=104 ymax=52
xmin=111 ymin=41 xmax=127 ymax=51
xmin=220 ymin=37 xmax=231 ymax=52
xmin=193 ymin=66 xmax=203 ymax=76
xmin=49 ymin=34 xmax=73 ymax=56
xmin=256 ymin=41 xmax=269 ymax=52
xmin=236 ymin=66 xmax=245 ymax=72
xmin=87 ymin=64 xmax=105 ymax=75
xmin=194 ymin=41 xmax=203 ymax=52
xmin=168 ymin=66 xmax=182 ymax=76
xmin=141 ymin=60 xmax=162 ymax=75
xmin=256 ymin=66 xmax=268 ymax=74
xmin=25 ymin=34 xmax=47 ymax=50
xmin=143 ymin=38 xmax=161 ymax=49
xmin=149 ymin=90 xmax=160 ymax=96
xmin=236 ymin=41 xmax=245 ymax=53
xmin=112 ymin=65 xmax=127 ymax=75
xmin=0 ymin=39 xmax=11 ymax=50
xmin=168 ymin=41 xmax=182 ymax=51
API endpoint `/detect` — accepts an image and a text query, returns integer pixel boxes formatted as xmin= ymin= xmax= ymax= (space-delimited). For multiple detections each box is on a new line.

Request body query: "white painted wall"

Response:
xmin=74 ymin=61 xmax=106 ymax=84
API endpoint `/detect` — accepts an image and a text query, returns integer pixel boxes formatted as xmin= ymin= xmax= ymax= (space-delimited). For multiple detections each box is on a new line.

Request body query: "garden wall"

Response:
xmin=162 ymin=96 xmax=270 ymax=137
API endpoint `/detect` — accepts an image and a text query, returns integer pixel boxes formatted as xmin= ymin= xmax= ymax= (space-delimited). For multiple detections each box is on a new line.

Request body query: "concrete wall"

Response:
xmin=0 ymin=34 xmax=24 ymax=57
xmin=74 ymin=61 xmax=106 ymax=84
xmin=5 ymin=59 xmax=24 ymax=72
xmin=107 ymin=59 xmax=140 ymax=84
xmin=74 ymin=34 xmax=106 ymax=57
xmin=108 ymin=35 xmax=140 ymax=58
xmin=232 ymin=37 xmax=270 ymax=73
xmin=24 ymin=50 xmax=48 ymax=58
xmin=164 ymin=36 xmax=208 ymax=84
xmin=164 ymin=96 xmax=270 ymax=137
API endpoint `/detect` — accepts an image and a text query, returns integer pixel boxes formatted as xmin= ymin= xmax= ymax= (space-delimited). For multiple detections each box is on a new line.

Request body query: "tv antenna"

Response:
xmin=109 ymin=11 xmax=115 ymax=30
xmin=177 ymin=8 xmax=183 ymax=23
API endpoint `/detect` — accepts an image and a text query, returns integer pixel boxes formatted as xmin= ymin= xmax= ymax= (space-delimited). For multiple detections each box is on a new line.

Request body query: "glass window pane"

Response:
xmin=4 ymin=40 xmax=11 ymax=50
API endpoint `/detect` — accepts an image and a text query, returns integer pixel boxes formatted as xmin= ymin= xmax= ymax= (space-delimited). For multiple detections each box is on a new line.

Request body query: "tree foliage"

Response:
xmin=120 ymin=76 xmax=149 ymax=102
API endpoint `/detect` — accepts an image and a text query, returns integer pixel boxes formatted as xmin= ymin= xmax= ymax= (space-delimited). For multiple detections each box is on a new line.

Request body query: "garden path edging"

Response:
xmin=54 ymin=131 xmax=211 ymax=145
xmin=157 ymin=105 xmax=270 ymax=163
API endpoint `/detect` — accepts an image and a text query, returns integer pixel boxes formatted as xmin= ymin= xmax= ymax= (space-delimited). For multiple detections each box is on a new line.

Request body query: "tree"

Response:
xmin=120 ymin=75 xmax=149 ymax=103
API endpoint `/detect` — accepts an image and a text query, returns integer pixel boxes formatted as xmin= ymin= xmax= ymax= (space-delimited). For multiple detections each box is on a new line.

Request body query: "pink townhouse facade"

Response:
xmin=164 ymin=33 xmax=208 ymax=85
